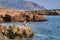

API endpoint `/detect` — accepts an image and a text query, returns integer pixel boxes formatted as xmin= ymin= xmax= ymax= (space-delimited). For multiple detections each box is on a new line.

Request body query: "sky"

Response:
xmin=25 ymin=0 xmax=60 ymax=9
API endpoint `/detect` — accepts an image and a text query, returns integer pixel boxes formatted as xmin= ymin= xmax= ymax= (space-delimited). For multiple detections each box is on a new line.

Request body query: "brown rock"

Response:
xmin=0 ymin=25 xmax=34 ymax=40
xmin=0 ymin=18 xmax=4 ymax=22
xmin=0 ymin=8 xmax=46 ymax=22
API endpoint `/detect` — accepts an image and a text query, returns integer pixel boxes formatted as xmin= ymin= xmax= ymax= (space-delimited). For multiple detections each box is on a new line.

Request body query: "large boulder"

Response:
xmin=0 ymin=25 xmax=34 ymax=40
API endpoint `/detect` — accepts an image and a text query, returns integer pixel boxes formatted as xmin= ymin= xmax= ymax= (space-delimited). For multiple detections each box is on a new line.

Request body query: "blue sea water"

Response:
xmin=0 ymin=16 xmax=60 ymax=40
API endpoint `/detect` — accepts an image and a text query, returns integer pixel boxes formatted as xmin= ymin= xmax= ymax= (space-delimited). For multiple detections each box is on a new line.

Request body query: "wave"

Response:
xmin=34 ymin=33 xmax=60 ymax=38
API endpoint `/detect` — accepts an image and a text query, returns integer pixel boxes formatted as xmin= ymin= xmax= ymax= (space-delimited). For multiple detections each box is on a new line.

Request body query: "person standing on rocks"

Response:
xmin=23 ymin=19 xmax=27 ymax=27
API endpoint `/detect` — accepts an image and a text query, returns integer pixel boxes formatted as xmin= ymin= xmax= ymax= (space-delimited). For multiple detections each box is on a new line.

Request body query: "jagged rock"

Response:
xmin=0 ymin=8 xmax=46 ymax=22
xmin=0 ymin=25 xmax=34 ymax=40
xmin=0 ymin=18 xmax=4 ymax=22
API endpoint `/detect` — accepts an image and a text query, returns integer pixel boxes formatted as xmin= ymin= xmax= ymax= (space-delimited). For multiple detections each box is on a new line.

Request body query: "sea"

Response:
xmin=0 ymin=16 xmax=60 ymax=40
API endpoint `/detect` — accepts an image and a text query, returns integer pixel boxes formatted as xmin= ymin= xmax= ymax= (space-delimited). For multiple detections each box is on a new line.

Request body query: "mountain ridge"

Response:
xmin=0 ymin=0 xmax=46 ymax=11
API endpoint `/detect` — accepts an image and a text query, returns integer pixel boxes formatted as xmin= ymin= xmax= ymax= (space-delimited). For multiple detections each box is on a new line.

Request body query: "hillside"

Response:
xmin=0 ymin=0 xmax=46 ymax=11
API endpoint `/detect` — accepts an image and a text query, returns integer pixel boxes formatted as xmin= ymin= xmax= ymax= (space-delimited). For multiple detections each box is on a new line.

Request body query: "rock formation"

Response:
xmin=31 ymin=9 xmax=60 ymax=15
xmin=0 ymin=25 xmax=34 ymax=40
xmin=0 ymin=8 xmax=46 ymax=22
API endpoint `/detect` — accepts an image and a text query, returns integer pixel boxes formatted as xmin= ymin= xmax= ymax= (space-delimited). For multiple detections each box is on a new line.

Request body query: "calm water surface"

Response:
xmin=0 ymin=16 xmax=60 ymax=40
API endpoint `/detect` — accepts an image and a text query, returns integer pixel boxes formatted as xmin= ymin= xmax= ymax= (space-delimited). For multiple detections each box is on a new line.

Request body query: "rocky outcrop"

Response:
xmin=0 ymin=25 xmax=34 ymax=40
xmin=31 ymin=9 xmax=60 ymax=15
xmin=0 ymin=8 xmax=46 ymax=22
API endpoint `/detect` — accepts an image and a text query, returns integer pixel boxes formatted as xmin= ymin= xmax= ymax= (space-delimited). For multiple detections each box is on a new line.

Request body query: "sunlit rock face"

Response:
xmin=0 ymin=8 xmax=47 ymax=22
xmin=0 ymin=0 xmax=46 ymax=11
xmin=0 ymin=25 xmax=34 ymax=40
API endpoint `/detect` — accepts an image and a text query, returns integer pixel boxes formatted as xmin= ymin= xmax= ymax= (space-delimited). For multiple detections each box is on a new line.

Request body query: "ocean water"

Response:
xmin=0 ymin=16 xmax=60 ymax=40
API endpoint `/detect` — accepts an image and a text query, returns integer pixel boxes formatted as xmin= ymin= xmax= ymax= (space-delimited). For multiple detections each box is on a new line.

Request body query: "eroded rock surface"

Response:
xmin=0 ymin=8 xmax=46 ymax=22
xmin=0 ymin=25 xmax=34 ymax=40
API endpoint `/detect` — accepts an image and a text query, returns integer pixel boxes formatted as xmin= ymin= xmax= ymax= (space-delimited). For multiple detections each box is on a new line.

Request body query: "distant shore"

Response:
xmin=31 ymin=9 xmax=60 ymax=15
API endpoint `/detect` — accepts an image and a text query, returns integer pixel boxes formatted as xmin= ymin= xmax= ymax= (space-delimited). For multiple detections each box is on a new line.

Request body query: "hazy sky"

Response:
xmin=25 ymin=0 xmax=60 ymax=9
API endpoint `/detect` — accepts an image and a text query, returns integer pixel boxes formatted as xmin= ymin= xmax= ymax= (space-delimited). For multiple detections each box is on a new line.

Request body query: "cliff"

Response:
xmin=0 ymin=25 xmax=34 ymax=40
xmin=0 ymin=8 xmax=46 ymax=22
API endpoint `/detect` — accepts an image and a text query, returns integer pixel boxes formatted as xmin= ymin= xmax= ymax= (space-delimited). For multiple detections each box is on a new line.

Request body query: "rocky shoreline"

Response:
xmin=0 ymin=25 xmax=34 ymax=40
xmin=31 ymin=9 xmax=60 ymax=15
xmin=0 ymin=8 xmax=47 ymax=22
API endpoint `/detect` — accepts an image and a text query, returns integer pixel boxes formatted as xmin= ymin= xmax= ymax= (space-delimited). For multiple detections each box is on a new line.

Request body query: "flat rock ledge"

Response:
xmin=0 ymin=25 xmax=34 ymax=40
